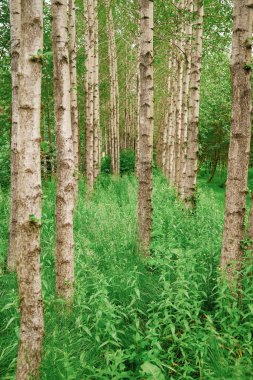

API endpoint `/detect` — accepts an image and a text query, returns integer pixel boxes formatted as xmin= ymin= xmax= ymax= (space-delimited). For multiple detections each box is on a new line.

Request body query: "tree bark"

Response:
xmin=93 ymin=0 xmax=100 ymax=181
xmin=84 ymin=0 xmax=95 ymax=190
xmin=164 ymin=58 xmax=173 ymax=179
xmin=137 ymin=0 xmax=154 ymax=254
xmin=174 ymin=47 xmax=184 ymax=190
xmin=7 ymin=0 xmax=21 ymax=272
xmin=135 ymin=19 xmax=141 ymax=177
xmin=69 ymin=0 xmax=79 ymax=196
xmin=45 ymin=73 xmax=55 ymax=178
xmin=52 ymin=0 xmax=75 ymax=302
xmin=168 ymin=55 xmax=177 ymax=185
xmin=105 ymin=0 xmax=120 ymax=175
xmin=178 ymin=0 xmax=193 ymax=198
xmin=220 ymin=0 xmax=253 ymax=285
xmin=182 ymin=0 xmax=204 ymax=208
xmin=16 ymin=1 xmax=44 ymax=377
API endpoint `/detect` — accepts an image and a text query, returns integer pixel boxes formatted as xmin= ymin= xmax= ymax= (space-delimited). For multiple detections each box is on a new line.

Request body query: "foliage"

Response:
xmin=101 ymin=150 xmax=135 ymax=175
xmin=1 ymin=174 xmax=253 ymax=379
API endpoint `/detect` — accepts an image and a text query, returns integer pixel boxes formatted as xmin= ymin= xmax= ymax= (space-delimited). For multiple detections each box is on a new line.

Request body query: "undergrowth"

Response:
xmin=0 ymin=174 xmax=252 ymax=379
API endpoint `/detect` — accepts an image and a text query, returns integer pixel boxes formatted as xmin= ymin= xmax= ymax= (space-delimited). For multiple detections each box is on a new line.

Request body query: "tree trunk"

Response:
xmin=182 ymin=0 xmax=204 ymax=208
xmin=93 ymin=0 xmax=100 ymax=181
xmin=164 ymin=58 xmax=173 ymax=179
xmin=45 ymin=73 xmax=55 ymax=178
xmin=69 ymin=0 xmax=79 ymax=196
xmin=168 ymin=55 xmax=177 ymax=185
xmin=135 ymin=20 xmax=141 ymax=177
xmin=105 ymin=0 xmax=120 ymax=175
xmin=84 ymin=0 xmax=95 ymax=190
xmin=52 ymin=0 xmax=75 ymax=303
xmin=16 ymin=1 xmax=44 ymax=377
xmin=137 ymin=0 xmax=154 ymax=254
xmin=7 ymin=0 xmax=21 ymax=272
xmin=220 ymin=0 xmax=253 ymax=286
xmin=178 ymin=0 xmax=193 ymax=198
xmin=207 ymin=156 xmax=218 ymax=183
xmin=174 ymin=47 xmax=184 ymax=190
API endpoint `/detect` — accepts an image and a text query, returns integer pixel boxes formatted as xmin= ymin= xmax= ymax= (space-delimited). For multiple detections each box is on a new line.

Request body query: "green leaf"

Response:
xmin=141 ymin=362 xmax=165 ymax=380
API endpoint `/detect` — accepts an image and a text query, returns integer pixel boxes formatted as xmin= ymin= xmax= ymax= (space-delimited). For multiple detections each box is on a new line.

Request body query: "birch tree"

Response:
xmin=182 ymin=0 xmax=203 ymax=208
xmin=52 ymin=0 xmax=75 ymax=302
xmin=15 ymin=0 xmax=44 ymax=377
xmin=105 ymin=0 xmax=120 ymax=175
xmin=220 ymin=0 xmax=253 ymax=286
xmin=93 ymin=0 xmax=100 ymax=181
xmin=7 ymin=0 xmax=21 ymax=272
xmin=135 ymin=18 xmax=141 ymax=177
xmin=137 ymin=0 xmax=154 ymax=253
xmin=69 ymin=0 xmax=79 ymax=196
xmin=84 ymin=0 xmax=95 ymax=189
xmin=178 ymin=0 xmax=193 ymax=197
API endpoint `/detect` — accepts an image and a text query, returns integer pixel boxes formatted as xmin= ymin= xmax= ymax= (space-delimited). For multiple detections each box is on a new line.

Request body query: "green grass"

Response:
xmin=0 ymin=173 xmax=253 ymax=379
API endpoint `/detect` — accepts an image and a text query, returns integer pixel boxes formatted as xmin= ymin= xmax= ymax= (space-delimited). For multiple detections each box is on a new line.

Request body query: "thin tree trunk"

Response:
xmin=182 ymin=0 xmax=204 ymax=208
xmin=69 ymin=0 xmax=79 ymax=196
xmin=135 ymin=20 xmax=141 ymax=177
xmin=84 ymin=0 xmax=95 ymax=190
xmin=220 ymin=0 xmax=253 ymax=286
xmin=93 ymin=0 xmax=100 ymax=181
xmin=164 ymin=58 xmax=173 ymax=179
xmin=137 ymin=0 xmax=154 ymax=254
xmin=7 ymin=0 xmax=21 ymax=272
xmin=161 ymin=109 xmax=168 ymax=174
xmin=105 ymin=0 xmax=120 ymax=175
xmin=45 ymin=74 xmax=55 ymax=178
xmin=52 ymin=0 xmax=75 ymax=303
xmin=178 ymin=0 xmax=193 ymax=198
xmin=207 ymin=156 xmax=218 ymax=183
xmin=174 ymin=47 xmax=184 ymax=190
xmin=16 ymin=1 xmax=44 ymax=377
xmin=168 ymin=55 xmax=177 ymax=185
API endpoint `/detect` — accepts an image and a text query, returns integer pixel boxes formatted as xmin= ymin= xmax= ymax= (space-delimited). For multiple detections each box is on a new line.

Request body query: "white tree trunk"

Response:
xmin=135 ymin=19 xmax=141 ymax=177
xmin=220 ymin=0 xmax=253 ymax=285
xmin=182 ymin=0 xmax=204 ymax=207
xmin=168 ymin=55 xmax=177 ymax=185
xmin=84 ymin=0 xmax=95 ymax=190
xmin=69 ymin=0 xmax=79 ymax=197
xmin=7 ymin=0 xmax=21 ymax=272
xmin=105 ymin=0 xmax=120 ymax=175
xmin=52 ymin=0 xmax=75 ymax=302
xmin=93 ymin=0 xmax=100 ymax=181
xmin=16 ymin=1 xmax=44 ymax=377
xmin=179 ymin=0 xmax=193 ymax=198
xmin=137 ymin=0 xmax=154 ymax=253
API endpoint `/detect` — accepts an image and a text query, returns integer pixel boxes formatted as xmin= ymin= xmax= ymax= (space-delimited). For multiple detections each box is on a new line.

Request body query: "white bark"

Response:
xmin=137 ymin=0 xmax=154 ymax=253
xmin=182 ymin=0 xmax=204 ymax=207
xmin=69 ymin=0 xmax=79 ymax=196
xmin=16 ymin=1 xmax=44 ymax=377
xmin=7 ymin=0 xmax=21 ymax=272
xmin=52 ymin=0 xmax=75 ymax=302
xmin=179 ymin=0 xmax=193 ymax=198
xmin=105 ymin=0 xmax=120 ymax=175
xmin=84 ymin=0 xmax=95 ymax=189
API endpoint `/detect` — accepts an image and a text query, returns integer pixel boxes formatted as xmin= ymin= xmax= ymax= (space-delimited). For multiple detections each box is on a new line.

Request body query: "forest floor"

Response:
xmin=0 ymin=172 xmax=253 ymax=380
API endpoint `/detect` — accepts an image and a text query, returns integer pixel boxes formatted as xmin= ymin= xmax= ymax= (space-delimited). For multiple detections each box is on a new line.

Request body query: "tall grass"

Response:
xmin=0 ymin=173 xmax=252 ymax=379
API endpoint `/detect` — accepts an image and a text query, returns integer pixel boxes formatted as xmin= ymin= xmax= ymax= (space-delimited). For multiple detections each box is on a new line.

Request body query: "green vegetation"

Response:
xmin=1 ymin=173 xmax=252 ymax=379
